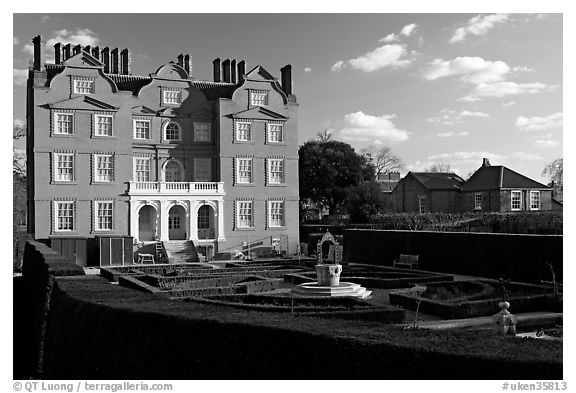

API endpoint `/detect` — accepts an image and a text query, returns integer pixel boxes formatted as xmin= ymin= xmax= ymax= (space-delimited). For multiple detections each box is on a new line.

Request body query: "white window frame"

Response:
xmin=133 ymin=157 xmax=151 ymax=182
xmin=418 ymin=197 xmax=426 ymax=214
xmin=236 ymin=158 xmax=253 ymax=184
xmin=133 ymin=119 xmax=151 ymax=140
xmin=474 ymin=193 xmax=482 ymax=210
xmin=236 ymin=200 xmax=254 ymax=229
xmin=94 ymin=201 xmax=114 ymax=231
xmin=73 ymin=79 xmax=95 ymax=95
xmin=93 ymin=154 xmax=114 ymax=183
xmin=250 ymin=90 xmax=268 ymax=106
xmin=235 ymin=121 xmax=252 ymax=142
xmin=268 ymin=200 xmax=285 ymax=228
xmin=511 ymin=190 xmax=522 ymax=211
xmin=53 ymin=113 xmax=75 ymax=135
xmin=53 ymin=153 xmax=75 ymax=182
xmin=530 ymin=190 xmax=541 ymax=211
xmin=164 ymin=121 xmax=181 ymax=142
xmin=194 ymin=122 xmax=211 ymax=142
xmin=162 ymin=88 xmax=182 ymax=105
xmin=54 ymin=201 xmax=75 ymax=232
xmin=267 ymin=123 xmax=284 ymax=143
xmin=194 ymin=158 xmax=212 ymax=182
xmin=267 ymin=158 xmax=285 ymax=185
xmin=94 ymin=114 xmax=114 ymax=137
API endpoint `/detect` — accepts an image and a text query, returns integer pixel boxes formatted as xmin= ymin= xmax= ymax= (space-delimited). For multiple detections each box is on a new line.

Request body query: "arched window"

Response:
xmin=164 ymin=160 xmax=183 ymax=182
xmin=164 ymin=122 xmax=181 ymax=141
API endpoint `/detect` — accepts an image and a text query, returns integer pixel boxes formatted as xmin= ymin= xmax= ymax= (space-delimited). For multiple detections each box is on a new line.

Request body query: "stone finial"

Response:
xmin=493 ymin=301 xmax=517 ymax=336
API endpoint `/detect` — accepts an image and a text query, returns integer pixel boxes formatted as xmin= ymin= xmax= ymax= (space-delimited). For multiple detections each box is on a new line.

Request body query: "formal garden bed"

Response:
xmin=389 ymin=279 xmax=563 ymax=319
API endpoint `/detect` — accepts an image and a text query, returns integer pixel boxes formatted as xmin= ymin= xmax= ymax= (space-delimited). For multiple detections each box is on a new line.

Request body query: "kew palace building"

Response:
xmin=26 ymin=35 xmax=299 ymax=264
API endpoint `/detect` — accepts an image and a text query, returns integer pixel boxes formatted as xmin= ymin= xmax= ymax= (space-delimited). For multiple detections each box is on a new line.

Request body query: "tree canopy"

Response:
xmin=361 ymin=146 xmax=405 ymax=177
xmin=299 ymin=139 xmax=373 ymax=214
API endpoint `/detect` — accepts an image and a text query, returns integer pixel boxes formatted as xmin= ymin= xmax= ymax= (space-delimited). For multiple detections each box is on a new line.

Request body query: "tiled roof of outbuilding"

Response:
xmin=409 ymin=172 xmax=465 ymax=191
xmin=462 ymin=165 xmax=549 ymax=191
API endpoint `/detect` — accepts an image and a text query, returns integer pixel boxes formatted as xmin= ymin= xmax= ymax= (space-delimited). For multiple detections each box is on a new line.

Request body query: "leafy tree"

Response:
xmin=345 ymin=180 xmax=390 ymax=223
xmin=13 ymin=120 xmax=26 ymax=175
xmin=361 ymin=146 xmax=405 ymax=177
xmin=299 ymin=139 xmax=372 ymax=215
xmin=427 ymin=163 xmax=453 ymax=173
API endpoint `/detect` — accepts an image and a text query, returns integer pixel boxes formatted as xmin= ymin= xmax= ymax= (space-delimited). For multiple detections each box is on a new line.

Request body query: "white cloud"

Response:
xmin=14 ymin=118 xmax=25 ymax=128
xmin=333 ymin=44 xmax=412 ymax=73
xmin=41 ymin=15 xmax=52 ymax=23
xmin=423 ymin=57 xmax=511 ymax=84
xmin=46 ymin=28 xmax=100 ymax=47
xmin=331 ymin=60 xmax=344 ymax=72
xmin=533 ymin=139 xmax=559 ymax=148
xmin=437 ymin=131 xmax=470 ymax=137
xmin=333 ymin=111 xmax=410 ymax=145
xmin=304 ymin=67 xmax=312 ymax=73
xmin=502 ymin=101 xmax=516 ymax=108
xmin=427 ymin=108 xmax=489 ymax=125
xmin=22 ymin=44 xmax=34 ymax=55
xmin=13 ymin=37 xmax=19 ymax=45
xmin=401 ymin=23 xmax=417 ymax=36
xmin=510 ymin=152 xmax=542 ymax=160
xmin=461 ymin=81 xmax=552 ymax=101
xmin=428 ymin=151 xmax=506 ymax=163
xmin=13 ymin=68 xmax=28 ymax=85
xmin=379 ymin=33 xmax=399 ymax=43
xmin=515 ymin=112 xmax=563 ymax=131
xmin=450 ymin=14 xmax=509 ymax=43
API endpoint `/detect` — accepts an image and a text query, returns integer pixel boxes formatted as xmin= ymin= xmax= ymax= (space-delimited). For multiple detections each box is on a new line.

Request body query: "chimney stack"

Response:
xmin=91 ymin=46 xmax=100 ymax=61
xmin=73 ymin=44 xmax=82 ymax=56
xmin=222 ymin=59 xmax=231 ymax=83
xmin=120 ymin=48 xmax=131 ymax=75
xmin=111 ymin=48 xmax=119 ymax=74
xmin=177 ymin=54 xmax=184 ymax=68
xmin=482 ymin=158 xmax=491 ymax=167
xmin=184 ymin=54 xmax=192 ymax=76
xmin=213 ymin=58 xmax=221 ymax=82
xmin=101 ymin=47 xmax=110 ymax=73
xmin=237 ymin=60 xmax=246 ymax=84
xmin=83 ymin=45 xmax=91 ymax=55
xmin=231 ymin=60 xmax=237 ymax=84
xmin=62 ymin=44 xmax=71 ymax=61
xmin=54 ymin=42 xmax=61 ymax=64
xmin=280 ymin=64 xmax=293 ymax=96
xmin=32 ymin=35 xmax=46 ymax=71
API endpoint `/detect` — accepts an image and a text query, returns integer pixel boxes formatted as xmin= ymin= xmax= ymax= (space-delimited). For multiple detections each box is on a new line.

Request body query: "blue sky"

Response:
xmin=13 ymin=13 xmax=563 ymax=181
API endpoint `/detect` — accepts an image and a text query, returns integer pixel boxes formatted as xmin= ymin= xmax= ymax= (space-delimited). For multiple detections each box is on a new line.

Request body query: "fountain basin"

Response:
xmin=292 ymin=281 xmax=372 ymax=299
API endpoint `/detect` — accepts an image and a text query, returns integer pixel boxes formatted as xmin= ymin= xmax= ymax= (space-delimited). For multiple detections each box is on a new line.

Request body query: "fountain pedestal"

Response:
xmin=292 ymin=263 xmax=372 ymax=299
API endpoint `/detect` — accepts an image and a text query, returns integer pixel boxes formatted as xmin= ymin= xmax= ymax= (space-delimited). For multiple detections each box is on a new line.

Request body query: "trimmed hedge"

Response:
xmin=17 ymin=241 xmax=563 ymax=379
xmin=343 ymin=229 xmax=562 ymax=283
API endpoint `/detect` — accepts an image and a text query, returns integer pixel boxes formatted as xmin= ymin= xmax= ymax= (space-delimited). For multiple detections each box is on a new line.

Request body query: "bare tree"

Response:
xmin=361 ymin=146 xmax=405 ymax=177
xmin=316 ymin=129 xmax=333 ymax=142
xmin=427 ymin=163 xmax=452 ymax=173
xmin=542 ymin=158 xmax=563 ymax=185
xmin=13 ymin=120 xmax=26 ymax=175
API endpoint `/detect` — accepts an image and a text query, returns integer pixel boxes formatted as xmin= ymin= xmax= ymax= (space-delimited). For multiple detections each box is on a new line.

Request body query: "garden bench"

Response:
xmin=136 ymin=253 xmax=155 ymax=264
xmin=393 ymin=254 xmax=419 ymax=269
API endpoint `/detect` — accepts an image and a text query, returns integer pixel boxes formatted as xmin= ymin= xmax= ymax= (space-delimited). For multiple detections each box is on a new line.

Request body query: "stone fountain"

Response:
xmin=291 ymin=231 xmax=372 ymax=299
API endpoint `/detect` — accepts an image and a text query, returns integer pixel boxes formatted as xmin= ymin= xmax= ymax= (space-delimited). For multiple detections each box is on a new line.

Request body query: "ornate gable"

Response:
xmin=62 ymin=50 xmax=103 ymax=68
xmin=244 ymin=65 xmax=276 ymax=81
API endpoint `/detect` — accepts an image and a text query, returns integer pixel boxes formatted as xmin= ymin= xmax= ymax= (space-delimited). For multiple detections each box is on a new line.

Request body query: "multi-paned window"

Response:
xmin=235 ymin=121 xmax=252 ymax=142
xmin=236 ymin=158 xmax=253 ymax=184
xmin=236 ymin=201 xmax=254 ymax=228
xmin=268 ymin=201 xmax=285 ymax=227
xmin=511 ymin=190 xmax=522 ymax=211
xmin=73 ymin=79 xmax=95 ymax=94
xmin=267 ymin=123 xmax=284 ymax=143
xmin=54 ymin=113 xmax=74 ymax=135
xmin=267 ymin=159 xmax=285 ymax=185
xmin=55 ymin=201 xmax=75 ymax=231
xmin=418 ymin=197 xmax=426 ymax=214
xmin=163 ymin=89 xmax=182 ymax=105
xmin=95 ymin=201 xmax=113 ymax=231
xmin=94 ymin=115 xmax=113 ymax=137
xmin=168 ymin=215 xmax=181 ymax=229
xmin=94 ymin=154 xmax=114 ymax=182
xmin=474 ymin=193 xmax=482 ymax=210
xmin=194 ymin=122 xmax=211 ymax=142
xmin=133 ymin=119 xmax=151 ymax=139
xmin=198 ymin=206 xmax=211 ymax=229
xmin=133 ymin=158 xmax=151 ymax=182
xmin=250 ymin=90 xmax=268 ymax=106
xmin=530 ymin=191 xmax=541 ymax=210
xmin=164 ymin=122 xmax=181 ymax=141
xmin=54 ymin=153 xmax=74 ymax=182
